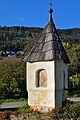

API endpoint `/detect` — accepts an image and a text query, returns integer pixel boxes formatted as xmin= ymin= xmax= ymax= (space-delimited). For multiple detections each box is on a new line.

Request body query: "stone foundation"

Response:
xmin=30 ymin=106 xmax=54 ymax=112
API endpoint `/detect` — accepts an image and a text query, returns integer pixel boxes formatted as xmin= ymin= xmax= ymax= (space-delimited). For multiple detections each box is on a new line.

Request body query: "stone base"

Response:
xmin=30 ymin=106 xmax=54 ymax=112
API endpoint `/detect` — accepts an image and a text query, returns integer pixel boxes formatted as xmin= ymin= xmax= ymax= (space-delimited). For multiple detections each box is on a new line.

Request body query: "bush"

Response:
xmin=17 ymin=103 xmax=30 ymax=113
xmin=0 ymin=59 xmax=27 ymax=99
xmin=17 ymin=102 xmax=80 ymax=119
xmin=51 ymin=102 xmax=80 ymax=119
xmin=0 ymin=102 xmax=80 ymax=119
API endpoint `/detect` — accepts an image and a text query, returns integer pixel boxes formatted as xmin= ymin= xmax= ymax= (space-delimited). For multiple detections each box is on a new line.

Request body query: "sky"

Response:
xmin=0 ymin=0 xmax=80 ymax=29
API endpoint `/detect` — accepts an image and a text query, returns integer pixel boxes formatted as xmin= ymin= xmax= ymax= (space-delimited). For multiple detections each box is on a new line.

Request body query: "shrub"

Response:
xmin=52 ymin=102 xmax=80 ymax=119
xmin=17 ymin=103 xmax=30 ymax=113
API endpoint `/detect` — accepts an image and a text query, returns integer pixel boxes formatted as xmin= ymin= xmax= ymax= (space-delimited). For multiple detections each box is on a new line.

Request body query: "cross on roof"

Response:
xmin=49 ymin=0 xmax=52 ymax=9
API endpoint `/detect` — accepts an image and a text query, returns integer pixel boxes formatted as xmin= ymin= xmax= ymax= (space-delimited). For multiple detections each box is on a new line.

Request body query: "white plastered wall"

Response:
xmin=63 ymin=63 xmax=68 ymax=101
xmin=63 ymin=63 xmax=68 ymax=89
xmin=26 ymin=61 xmax=56 ymax=108
xmin=55 ymin=60 xmax=63 ymax=108
xmin=55 ymin=60 xmax=68 ymax=107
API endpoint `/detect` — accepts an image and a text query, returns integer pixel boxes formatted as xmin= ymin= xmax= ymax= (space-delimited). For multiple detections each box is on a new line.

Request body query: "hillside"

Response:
xmin=0 ymin=26 xmax=80 ymax=74
xmin=0 ymin=26 xmax=43 ymax=53
xmin=0 ymin=26 xmax=80 ymax=53
xmin=58 ymin=28 xmax=80 ymax=44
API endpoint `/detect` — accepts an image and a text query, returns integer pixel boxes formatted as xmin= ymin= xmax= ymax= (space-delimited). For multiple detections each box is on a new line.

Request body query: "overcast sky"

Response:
xmin=0 ymin=0 xmax=80 ymax=29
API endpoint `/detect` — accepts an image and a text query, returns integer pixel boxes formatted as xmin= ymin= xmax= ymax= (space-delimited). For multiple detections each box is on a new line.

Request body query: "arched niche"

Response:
xmin=36 ymin=69 xmax=47 ymax=87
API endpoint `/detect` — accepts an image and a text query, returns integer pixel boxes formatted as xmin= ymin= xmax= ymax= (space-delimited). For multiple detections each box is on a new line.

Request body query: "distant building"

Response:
xmin=16 ymin=51 xmax=24 ymax=56
xmin=24 ymin=3 xmax=70 ymax=112
xmin=6 ymin=51 xmax=15 ymax=56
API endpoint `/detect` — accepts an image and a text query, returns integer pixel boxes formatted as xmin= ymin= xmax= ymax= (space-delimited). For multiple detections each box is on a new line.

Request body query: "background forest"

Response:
xmin=0 ymin=26 xmax=80 ymax=98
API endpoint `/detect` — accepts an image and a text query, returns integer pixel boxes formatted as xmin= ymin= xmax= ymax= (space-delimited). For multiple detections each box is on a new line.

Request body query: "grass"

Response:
xmin=0 ymin=98 xmax=26 ymax=103
xmin=67 ymin=91 xmax=80 ymax=98
xmin=17 ymin=103 xmax=30 ymax=113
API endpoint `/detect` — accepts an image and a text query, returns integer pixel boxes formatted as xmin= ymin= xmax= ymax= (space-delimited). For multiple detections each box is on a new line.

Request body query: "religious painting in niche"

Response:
xmin=36 ymin=69 xmax=47 ymax=87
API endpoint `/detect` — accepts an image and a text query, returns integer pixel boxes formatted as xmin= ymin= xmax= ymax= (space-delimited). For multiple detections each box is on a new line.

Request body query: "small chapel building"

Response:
xmin=24 ymin=4 xmax=70 ymax=112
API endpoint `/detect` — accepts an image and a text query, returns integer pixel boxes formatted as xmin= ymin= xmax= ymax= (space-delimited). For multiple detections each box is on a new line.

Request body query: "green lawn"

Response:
xmin=67 ymin=91 xmax=80 ymax=98
xmin=0 ymin=98 xmax=26 ymax=103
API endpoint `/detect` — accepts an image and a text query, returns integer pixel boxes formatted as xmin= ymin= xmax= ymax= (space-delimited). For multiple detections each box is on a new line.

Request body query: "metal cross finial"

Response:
xmin=49 ymin=0 xmax=52 ymax=9
xmin=49 ymin=0 xmax=53 ymax=21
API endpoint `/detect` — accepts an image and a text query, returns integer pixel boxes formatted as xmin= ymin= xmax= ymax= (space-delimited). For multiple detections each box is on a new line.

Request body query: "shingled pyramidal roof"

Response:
xmin=24 ymin=8 xmax=70 ymax=63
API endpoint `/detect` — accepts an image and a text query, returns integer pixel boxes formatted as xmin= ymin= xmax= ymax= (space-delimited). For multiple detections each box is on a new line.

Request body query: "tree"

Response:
xmin=68 ymin=44 xmax=80 ymax=75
